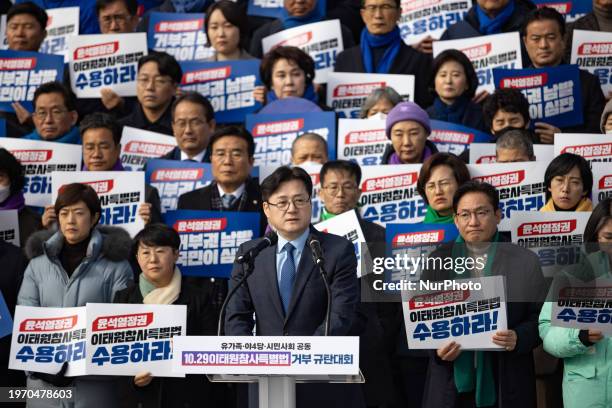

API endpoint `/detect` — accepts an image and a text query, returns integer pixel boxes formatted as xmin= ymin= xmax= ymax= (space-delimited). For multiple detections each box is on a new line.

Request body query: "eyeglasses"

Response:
xmin=362 ymin=4 xmax=397 ymax=14
xmin=266 ymin=197 xmax=311 ymax=211
xmin=425 ymin=180 xmax=453 ymax=192
xmin=136 ymin=76 xmax=173 ymax=88
xmin=173 ymin=118 xmax=206 ymax=130
xmin=33 ymin=109 xmax=68 ymax=119
xmin=455 ymin=208 xmax=493 ymax=224
xmin=100 ymin=14 xmax=130 ymax=26
xmin=212 ymin=150 xmax=247 ymax=160
xmin=322 ymin=184 xmax=359 ymax=196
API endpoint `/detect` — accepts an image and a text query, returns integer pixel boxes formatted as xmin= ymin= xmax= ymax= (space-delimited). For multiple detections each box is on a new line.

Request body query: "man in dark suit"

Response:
xmin=225 ymin=166 xmax=364 ymax=408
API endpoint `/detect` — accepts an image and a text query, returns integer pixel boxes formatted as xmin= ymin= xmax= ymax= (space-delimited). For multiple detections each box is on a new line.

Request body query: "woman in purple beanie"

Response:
xmin=381 ymin=101 xmax=439 ymax=164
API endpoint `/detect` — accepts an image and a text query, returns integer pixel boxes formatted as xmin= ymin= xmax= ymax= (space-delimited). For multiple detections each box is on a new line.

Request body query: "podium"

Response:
xmin=172 ymin=336 xmax=362 ymax=408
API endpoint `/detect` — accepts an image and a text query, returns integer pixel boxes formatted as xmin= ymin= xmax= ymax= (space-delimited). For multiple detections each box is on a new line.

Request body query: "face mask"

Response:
xmin=368 ymin=112 xmax=388 ymax=120
xmin=0 ymin=184 xmax=11 ymax=203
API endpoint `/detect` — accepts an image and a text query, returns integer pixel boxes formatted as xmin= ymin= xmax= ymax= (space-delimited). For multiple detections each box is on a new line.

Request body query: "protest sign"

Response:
xmin=399 ymin=0 xmax=470 ymax=45
xmin=494 ymin=65 xmax=583 ymax=128
xmin=532 ymin=0 xmax=592 ymax=21
xmin=87 ymin=303 xmax=186 ymax=376
xmin=592 ymin=162 xmax=612 ymax=206
xmin=468 ymin=162 xmax=548 ymax=230
xmin=337 ymin=118 xmax=390 ymax=166
xmin=180 ymin=60 xmax=262 ymax=123
xmin=120 ymin=127 xmax=177 ymax=171
xmin=0 ymin=50 xmax=64 ymax=113
xmin=68 ymin=33 xmax=147 ymax=98
xmin=163 ymin=210 xmax=260 ymax=278
xmin=468 ymin=143 xmax=554 ymax=164
xmin=554 ymin=133 xmax=612 ymax=164
xmin=0 ymin=209 xmax=20 ymax=247
xmin=326 ymin=72 xmax=415 ymax=118
xmin=0 ymin=138 xmax=81 ymax=207
xmin=571 ymin=29 xmax=612 ymax=96
xmin=9 ymin=306 xmax=88 ymax=376
xmin=433 ymin=32 xmax=522 ymax=93
xmin=38 ymin=7 xmax=80 ymax=61
xmin=147 ymin=12 xmax=213 ymax=61
xmin=52 ymin=171 xmax=146 ymax=237
xmin=359 ymin=164 xmax=426 ymax=227
xmin=403 ymin=275 xmax=508 ymax=349
xmin=173 ymin=336 xmax=359 ymax=375
xmin=0 ymin=292 xmax=12 ymax=339
xmin=429 ymin=120 xmax=492 ymax=156
xmin=246 ymin=111 xmax=336 ymax=167
xmin=247 ymin=0 xmax=284 ymax=18
xmin=262 ymin=20 xmax=343 ymax=83
xmin=314 ymin=210 xmax=367 ymax=277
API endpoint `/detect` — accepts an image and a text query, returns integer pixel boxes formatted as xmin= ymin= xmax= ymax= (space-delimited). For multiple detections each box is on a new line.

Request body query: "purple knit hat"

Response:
xmin=385 ymin=101 xmax=431 ymax=138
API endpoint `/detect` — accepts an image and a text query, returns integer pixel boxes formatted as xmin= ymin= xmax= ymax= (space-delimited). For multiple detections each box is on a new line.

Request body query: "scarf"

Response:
xmin=320 ymin=207 xmax=336 ymax=221
xmin=281 ymin=0 xmax=326 ymax=29
xmin=171 ymin=0 xmax=207 ymax=13
xmin=423 ymin=205 xmax=454 ymax=224
xmin=82 ymin=159 xmax=124 ymax=171
xmin=540 ymin=197 xmax=593 ymax=212
xmin=24 ymin=126 xmax=81 ymax=145
xmin=476 ymin=0 xmax=515 ymax=35
xmin=141 ymin=267 xmax=182 ymax=305
xmin=0 ymin=191 xmax=26 ymax=210
xmin=432 ymin=95 xmax=470 ymax=125
xmin=267 ymin=83 xmax=318 ymax=104
xmin=387 ymin=144 xmax=434 ymax=164
xmin=360 ymin=26 xmax=402 ymax=74
xmin=451 ymin=232 xmax=499 ymax=407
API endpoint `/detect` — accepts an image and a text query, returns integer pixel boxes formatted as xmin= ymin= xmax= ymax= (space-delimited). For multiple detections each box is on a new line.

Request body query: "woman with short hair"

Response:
xmin=541 ymin=153 xmax=593 ymax=212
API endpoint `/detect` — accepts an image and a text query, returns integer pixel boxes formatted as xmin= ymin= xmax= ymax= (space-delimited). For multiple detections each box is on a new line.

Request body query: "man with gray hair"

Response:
xmin=495 ymin=128 xmax=536 ymax=163
xmin=291 ymin=132 xmax=329 ymax=165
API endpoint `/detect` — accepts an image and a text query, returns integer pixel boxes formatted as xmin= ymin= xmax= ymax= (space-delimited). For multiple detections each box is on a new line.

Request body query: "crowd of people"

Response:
xmin=0 ymin=0 xmax=611 ymax=407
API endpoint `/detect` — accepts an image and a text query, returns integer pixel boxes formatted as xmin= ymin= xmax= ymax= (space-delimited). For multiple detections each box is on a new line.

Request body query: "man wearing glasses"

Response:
xmin=225 ymin=165 xmax=364 ymax=407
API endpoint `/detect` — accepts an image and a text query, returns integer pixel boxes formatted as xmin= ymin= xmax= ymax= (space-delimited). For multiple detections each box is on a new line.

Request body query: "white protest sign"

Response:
xmin=87 ymin=303 xmax=186 ymax=376
xmin=9 ymin=306 xmax=88 ymax=376
xmin=433 ymin=32 xmax=522 ymax=93
xmin=399 ymin=0 xmax=471 ymax=45
xmin=314 ymin=210 xmax=366 ymax=277
xmin=262 ymin=19 xmax=344 ymax=83
xmin=68 ymin=33 xmax=148 ymax=98
xmin=326 ymin=72 xmax=414 ymax=118
xmin=592 ymin=162 xmax=612 ymax=206
xmin=337 ymin=118 xmax=390 ymax=166
xmin=571 ymin=29 xmax=612 ymax=96
xmin=39 ymin=7 xmax=80 ymax=61
xmin=0 ymin=209 xmax=20 ymax=247
xmin=402 ymin=275 xmax=507 ymax=349
xmin=0 ymin=138 xmax=81 ymax=207
xmin=468 ymin=143 xmax=554 ymax=164
xmin=120 ymin=127 xmax=177 ymax=171
xmin=173 ymin=336 xmax=360 ymax=375
xmin=468 ymin=161 xmax=548 ymax=230
xmin=554 ymin=133 xmax=612 ymax=165
xmin=52 ymin=171 xmax=145 ymax=237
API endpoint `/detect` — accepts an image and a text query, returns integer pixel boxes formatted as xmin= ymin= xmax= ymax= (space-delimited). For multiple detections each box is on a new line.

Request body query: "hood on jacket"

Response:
xmin=601 ymin=99 xmax=612 ymax=133
xmin=25 ymin=225 xmax=132 ymax=262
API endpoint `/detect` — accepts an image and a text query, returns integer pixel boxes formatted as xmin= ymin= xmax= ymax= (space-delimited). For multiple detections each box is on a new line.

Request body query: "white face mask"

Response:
xmin=0 ymin=184 xmax=11 ymax=204
xmin=367 ymin=112 xmax=388 ymax=120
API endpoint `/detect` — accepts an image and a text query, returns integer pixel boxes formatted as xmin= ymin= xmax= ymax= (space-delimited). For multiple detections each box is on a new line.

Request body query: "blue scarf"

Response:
xmin=432 ymin=95 xmax=470 ymax=124
xmin=360 ymin=26 xmax=402 ymax=74
xmin=281 ymin=0 xmax=326 ymax=29
xmin=171 ymin=0 xmax=208 ymax=13
xmin=267 ymin=83 xmax=318 ymax=104
xmin=476 ymin=0 xmax=515 ymax=35
xmin=24 ymin=126 xmax=81 ymax=145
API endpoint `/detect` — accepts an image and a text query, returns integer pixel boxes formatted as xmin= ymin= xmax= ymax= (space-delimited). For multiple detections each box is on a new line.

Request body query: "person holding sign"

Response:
xmin=495 ymin=128 xmax=536 ymax=162
xmin=291 ymin=132 xmax=329 ymax=165
xmin=522 ymin=7 xmax=606 ymax=139
xmin=359 ymin=86 xmax=401 ymax=119
xmin=335 ymin=0 xmax=433 ymax=109
xmin=538 ymin=198 xmax=612 ymax=408
xmin=204 ymin=0 xmax=255 ymax=62
xmin=18 ymin=183 xmax=133 ymax=407
xmin=482 ymin=88 xmax=534 ymax=139
xmin=426 ymin=50 xmax=487 ymax=133
xmin=422 ymin=181 xmax=545 ymax=408
xmin=382 ymin=101 xmax=439 ymax=164
xmin=540 ymin=153 xmax=593 ymax=212
xmin=114 ymin=224 xmax=218 ymax=408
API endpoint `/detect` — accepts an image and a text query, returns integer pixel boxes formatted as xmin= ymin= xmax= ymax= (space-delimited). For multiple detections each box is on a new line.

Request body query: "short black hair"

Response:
xmin=522 ymin=6 xmax=566 ymax=37
xmin=453 ymin=181 xmax=500 ymax=213
xmin=0 ymin=148 xmax=25 ymax=197
xmin=417 ymin=153 xmax=471 ymax=204
xmin=55 ymin=183 xmax=102 ymax=225
xmin=7 ymin=2 xmax=48 ymax=29
xmin=482 ymin=88 xmax=530 ymax=132
xmin=544 ymin=153 xmax=593 ymax=201
xmin=261 ymin=166 xmax=313 ymax=202
xmin=33 ymin=81 xmax=77 ymax=112
xmin=79 ymin=112 xmax=122 ymax=145
xmin=584 ymin=198 xmax=612 ymax=252
xmin=430 ymin=49 xmax=478 ymax=100
xmin=320 ymin=160 xmax=362 ymax=186
xmin=137 ymin=51 xmax=182 ymax=84
xmin=208 ymin=125 xmax=255 ymax=158
xmin=204 ymin=0 xmax=248 ymax=50
xmin=171 ymin=92 xmax=215 ymax=123
xmin=95 ymin=0 xmax=138 ymax=16
xmin=133 ymin=223 xmax=180 ymax=251
xmin=260 ymin=46 xmax=315 ymax=89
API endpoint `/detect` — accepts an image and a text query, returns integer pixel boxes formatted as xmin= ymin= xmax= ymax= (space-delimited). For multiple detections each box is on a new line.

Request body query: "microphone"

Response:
xmin=309 ymin=235 xmax=331 ymax=336
xmin=309 ymin=237 xmax=324 ymax=267
xmin=236 ymin=231 xmax=278 ymax=264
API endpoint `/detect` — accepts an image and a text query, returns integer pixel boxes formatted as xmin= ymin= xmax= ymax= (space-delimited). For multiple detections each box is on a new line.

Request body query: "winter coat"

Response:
xmin=380 ymin=140 xmax=439 ymax=164
xmin=18 ymin=226 xmax=133 ymax=408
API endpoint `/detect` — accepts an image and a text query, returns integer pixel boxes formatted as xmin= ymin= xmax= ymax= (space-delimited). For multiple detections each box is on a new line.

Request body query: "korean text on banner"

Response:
xmin=399 ymin=0 xmax=470 ymax=45
xmin=163 ymin=210 xmax=260 ymax=278
xmin=338 ymin=118 xmax=390 ymax=166
xmin=326 ymin=72 xmax=415 ymax=119
xmin=554 ymin=133 xmax=612 ymax=165
xmin=433 ymin=32 xmax=522 ymax=93
xmin=68 ymin=33 xmax=148 ymax=98
xmin=0 ymin=138 xmax=81 ymax=207
xmin=571 ymin=30 xmax=612 ymax=96
xmin=247 ymin=0 xmax=284 ymax=19
xmin=39 ymin=7 xmax=80 ymax=61
xmin=0 ymin=50 xmax=64 ymax=113
xmin=0 ymin=209 xmax=20 ymax=247
xmin=180 ymin=60 xmax=262 ymax=123
xmin=147 ymin=12 xmax=213 ymax=61
xmin=532 ymin=0 xmax=593 ymax=21
xmin=52 ymin=171 xmax=146 ymax=237
xmin=592 ymin=162 xmax=612 ymax=206
xmin=402 ymin=275 xmax=508 ymax=349
xmin=261 ymin=20 xmax=344 ymax=83
xmin=468 ymin=143 xmax=554 ymax=164
xmin=429 ymin=120 xmax=492 ymax=156
xmin=120 ymin=127 xmax=177 ymax=171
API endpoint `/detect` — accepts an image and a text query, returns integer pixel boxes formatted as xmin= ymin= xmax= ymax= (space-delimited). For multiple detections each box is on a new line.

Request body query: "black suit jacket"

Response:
xmin=160 ymin=147 xmax=210 ymax=163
